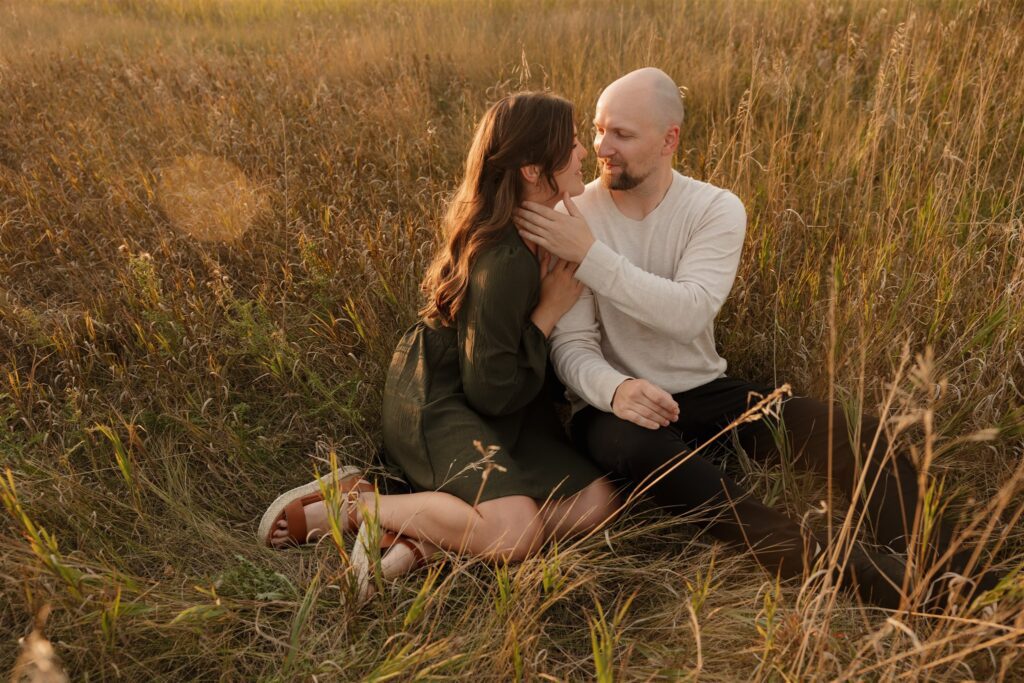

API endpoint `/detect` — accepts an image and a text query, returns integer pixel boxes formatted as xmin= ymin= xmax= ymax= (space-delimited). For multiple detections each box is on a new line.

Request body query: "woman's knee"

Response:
xmin=539 ymin=477 xmax=620 ymax=539
xmin=575 ymin=477 xmax=621 ymax=527
xmin=476 ymin=496 xmax=544 ymax=561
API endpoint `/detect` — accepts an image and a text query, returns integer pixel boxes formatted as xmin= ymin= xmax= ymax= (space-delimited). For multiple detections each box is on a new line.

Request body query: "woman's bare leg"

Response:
xmin=538 ymin=476 xmax=621 ymax=542
xmin=368 ymin=481 xmax=618 ymax=593
xmin=273 ymin=491 xmax=545 ymax=562
xmin=353 ymin=491 xmax=546 ymax=561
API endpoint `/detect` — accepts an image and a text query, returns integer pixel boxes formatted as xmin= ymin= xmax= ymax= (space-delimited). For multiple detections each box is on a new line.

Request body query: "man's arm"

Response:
xmin=574 ymin=191 xmax=746 ymax=342
xmin=517 ymin=190 xmax=746 ymax=343
xmin=550 ymin=287 xmax=679 ymax=428
xmin=549 ymin=286 xmax=628 ymax=413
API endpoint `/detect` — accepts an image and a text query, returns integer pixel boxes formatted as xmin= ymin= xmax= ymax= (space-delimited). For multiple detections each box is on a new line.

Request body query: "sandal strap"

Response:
xmin=344 ymin=478 xmax=375 ymax=528
xmin=274 ymin=474 xmax=373 ymax=547
xmin=380 ymin=531 xmax=427 ymax=565
xmin=283 ymin=498 xmax=308 ymax=545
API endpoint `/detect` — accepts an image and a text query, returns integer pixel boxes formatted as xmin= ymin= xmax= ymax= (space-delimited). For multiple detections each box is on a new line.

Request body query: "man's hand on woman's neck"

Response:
xmin=521 ymin=183 xmax=563 ymax=210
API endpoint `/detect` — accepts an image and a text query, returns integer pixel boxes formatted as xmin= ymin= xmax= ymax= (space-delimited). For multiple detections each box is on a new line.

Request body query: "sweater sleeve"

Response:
xmin=457 ymin=245 xmax=549 ymax=417
xmin=572 ymin=191 xmax=746 ymax=342
xmin=549 ymin=286 xmax=632 ymax=413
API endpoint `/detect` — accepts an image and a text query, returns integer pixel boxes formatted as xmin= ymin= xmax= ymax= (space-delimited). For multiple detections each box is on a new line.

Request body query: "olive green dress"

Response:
xmin=381 ymin=226 xmax=604 ymax=504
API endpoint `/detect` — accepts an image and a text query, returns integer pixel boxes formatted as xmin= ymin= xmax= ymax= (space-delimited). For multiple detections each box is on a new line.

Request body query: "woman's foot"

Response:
xmin=350 ymin=520 xmax=438 ymax=605
xmin=270 ymin=499 xmax=332 ymax=547
xmin=258 ymin=467 xmax=373 ymax=548
xmin=270 ymin=490 xmax=373 ymax=547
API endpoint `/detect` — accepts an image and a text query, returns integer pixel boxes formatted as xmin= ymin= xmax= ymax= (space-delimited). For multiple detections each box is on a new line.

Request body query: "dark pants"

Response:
xmin=571 ymin=376 xmax=945 ymax=607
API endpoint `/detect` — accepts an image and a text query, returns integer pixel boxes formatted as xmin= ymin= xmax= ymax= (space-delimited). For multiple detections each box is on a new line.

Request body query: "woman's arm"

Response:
xmin=457 ymin=246 xmax=549 ymax=417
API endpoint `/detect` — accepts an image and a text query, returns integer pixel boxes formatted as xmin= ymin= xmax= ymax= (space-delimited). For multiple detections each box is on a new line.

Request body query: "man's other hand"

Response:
xmin=514 ymin=193 xmax=596 ymax=264
xmin=611 ymin=378 xmax=680 ymax=430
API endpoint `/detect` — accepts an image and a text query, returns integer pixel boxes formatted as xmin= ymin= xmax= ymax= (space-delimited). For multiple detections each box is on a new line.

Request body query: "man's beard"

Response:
xmin=600 ymin=163 xmax=649 ymax=190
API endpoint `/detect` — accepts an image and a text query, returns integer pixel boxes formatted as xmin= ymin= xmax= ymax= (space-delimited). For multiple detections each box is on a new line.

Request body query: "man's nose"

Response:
xmin=595 ymin=137 xmax=611 ymax=158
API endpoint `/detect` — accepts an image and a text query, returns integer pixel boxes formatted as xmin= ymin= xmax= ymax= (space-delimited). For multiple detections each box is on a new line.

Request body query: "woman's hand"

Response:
xmin=530 ymin=250 xmax=584 ymax=337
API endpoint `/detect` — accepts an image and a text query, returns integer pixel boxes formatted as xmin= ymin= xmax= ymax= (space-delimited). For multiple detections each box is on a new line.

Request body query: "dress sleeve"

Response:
xmin=457 ymin=245 xmax=549 ymax=417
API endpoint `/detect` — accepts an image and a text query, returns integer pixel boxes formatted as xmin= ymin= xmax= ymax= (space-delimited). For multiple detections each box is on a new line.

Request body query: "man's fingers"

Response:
xmin=632 ymin=397 xmax=671 ymax=426
xmin=512 ymin=210 xmax=551 ymax=232
xmin=515 ymin=207 xmax=556 ymax=229
xmin=624 ymin=408 xmax=660 ymax=430
xmin=521 ymin=201 xmax=561 ymax=220
xmin=562 ymin=193 xmax=583 ymax=218
xmin=517 ymin=229 xmax=546 ymax=248
xmin=635 ymin=396 xmax=675 ymax=424
xmin=512 ymin=213 xmax=548 ymax=236
xmin=640 ymin=383 xmax=679 ymax=414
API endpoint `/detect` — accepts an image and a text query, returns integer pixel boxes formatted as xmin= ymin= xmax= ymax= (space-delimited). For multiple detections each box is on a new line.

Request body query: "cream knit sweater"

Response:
xmin=550 ymin=171 xmax=747 ymax=414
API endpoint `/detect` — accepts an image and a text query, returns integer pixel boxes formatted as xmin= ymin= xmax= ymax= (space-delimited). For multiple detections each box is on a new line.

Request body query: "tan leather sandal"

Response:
xmin=350 ymin=520 xmax=428 ymax=605
xmin=258 ymin=466 xmax=373 ymax=547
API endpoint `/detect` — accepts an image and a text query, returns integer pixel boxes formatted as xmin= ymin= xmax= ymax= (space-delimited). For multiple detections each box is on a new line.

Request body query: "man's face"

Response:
xmin=592 ymin=96 xmax=664 ymax=191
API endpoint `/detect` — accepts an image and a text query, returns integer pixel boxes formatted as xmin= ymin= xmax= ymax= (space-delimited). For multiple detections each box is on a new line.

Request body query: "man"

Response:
xmin=514 ymin=68 xmax=996 ymax=609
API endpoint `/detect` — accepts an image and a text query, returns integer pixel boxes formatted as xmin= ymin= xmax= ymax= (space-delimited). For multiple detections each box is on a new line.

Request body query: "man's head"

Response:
xmin=593 ymin=68 xmax=683 ymax=191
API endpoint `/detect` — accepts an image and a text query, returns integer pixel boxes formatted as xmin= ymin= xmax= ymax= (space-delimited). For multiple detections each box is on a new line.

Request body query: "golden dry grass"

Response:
xmin=2 ymin=0 xmax=1023 ymax=680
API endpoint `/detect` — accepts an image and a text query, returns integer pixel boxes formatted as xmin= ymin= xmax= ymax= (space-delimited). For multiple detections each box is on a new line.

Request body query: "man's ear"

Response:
xmin=662 ymin=125 xmax=680 ymax=156
xmin=519 ymin=164 xmax=541 ymax=184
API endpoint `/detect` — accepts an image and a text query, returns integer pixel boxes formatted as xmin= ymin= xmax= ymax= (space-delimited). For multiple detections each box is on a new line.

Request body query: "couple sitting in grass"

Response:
xmin=260 ymin=68 xmax=1003 ymax=609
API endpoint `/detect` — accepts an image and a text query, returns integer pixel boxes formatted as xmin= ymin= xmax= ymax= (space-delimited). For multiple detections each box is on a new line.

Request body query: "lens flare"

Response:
xmin=156 ymin=154 xmax=267 ymax=243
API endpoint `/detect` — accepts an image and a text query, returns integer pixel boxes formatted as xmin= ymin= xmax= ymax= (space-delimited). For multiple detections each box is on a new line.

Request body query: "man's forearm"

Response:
xmin=572 ymin=190 xmax=746 ymax=342
xmin=573 ymin=240 xmax=731 ymax=343
xmin=551 ymin=342 xmax=632 ymax=413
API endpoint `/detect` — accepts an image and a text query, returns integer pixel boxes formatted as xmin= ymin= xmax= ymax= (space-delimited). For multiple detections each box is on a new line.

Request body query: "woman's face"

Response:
xmin=550 ymin=134 xmax=587 ymax=198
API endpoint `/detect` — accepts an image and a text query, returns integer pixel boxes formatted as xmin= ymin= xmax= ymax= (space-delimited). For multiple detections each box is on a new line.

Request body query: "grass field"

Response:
xmin=2 ymin=0 xmax=1024 ymax=679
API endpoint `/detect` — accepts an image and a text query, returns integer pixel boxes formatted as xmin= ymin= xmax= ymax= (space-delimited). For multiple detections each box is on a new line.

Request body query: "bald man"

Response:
xmin=514 ymin=68 xmax=1000 ymax=609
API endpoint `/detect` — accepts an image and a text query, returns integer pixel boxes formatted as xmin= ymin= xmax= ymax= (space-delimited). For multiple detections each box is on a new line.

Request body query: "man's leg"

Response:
xmin=731 ymin=390 xmax=1010 ymax=602
xmin=572 ymin=404 xmax=817 ymax=578
xmin=573 ymin=378 xmax=908 ymax=607
xmin=662 ymin=377 xmax=927 ymax=553
xmin=684 ymin=377 xmax=1010 ymax=604
xmin=731 ymin=394 xmax=928 ymax=554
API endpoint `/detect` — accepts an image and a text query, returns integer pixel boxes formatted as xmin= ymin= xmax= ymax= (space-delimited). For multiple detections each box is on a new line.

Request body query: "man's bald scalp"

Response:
xmin=599 ymin=67 xmax=684 ymax=130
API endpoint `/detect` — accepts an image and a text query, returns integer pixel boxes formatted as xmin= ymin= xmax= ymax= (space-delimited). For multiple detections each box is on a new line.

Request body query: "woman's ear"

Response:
xmin=519 ymin=164 xmax=541 ymax=184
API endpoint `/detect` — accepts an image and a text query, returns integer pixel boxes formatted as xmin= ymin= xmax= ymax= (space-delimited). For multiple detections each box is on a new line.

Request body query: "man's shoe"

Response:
xmin=841 ymin=547 xmax=908 ymax=609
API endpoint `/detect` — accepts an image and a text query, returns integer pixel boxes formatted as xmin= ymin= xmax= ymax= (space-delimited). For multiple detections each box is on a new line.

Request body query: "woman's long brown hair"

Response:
xmin=420 ymin=92 xmax=575 ymax=325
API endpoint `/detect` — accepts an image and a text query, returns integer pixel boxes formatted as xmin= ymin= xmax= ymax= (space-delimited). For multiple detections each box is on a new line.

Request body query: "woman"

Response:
xmin=260 ymin=92 xmax=619 ymax=599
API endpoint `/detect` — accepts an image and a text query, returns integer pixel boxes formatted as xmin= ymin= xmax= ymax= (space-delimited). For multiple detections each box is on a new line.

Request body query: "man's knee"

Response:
xmin=580 ymin=414 xmax=688 ymax=478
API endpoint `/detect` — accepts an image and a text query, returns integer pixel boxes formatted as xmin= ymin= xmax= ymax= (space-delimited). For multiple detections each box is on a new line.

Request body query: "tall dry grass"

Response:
xmin=1 ymin=0 xmax=1023 ymax=679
